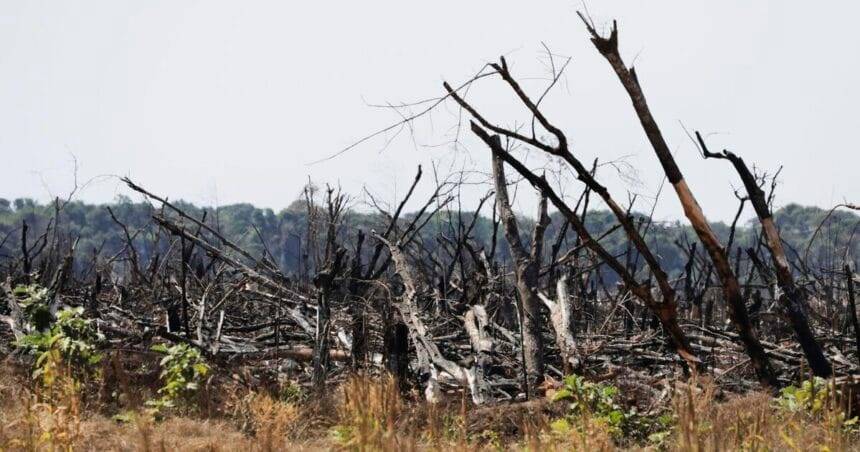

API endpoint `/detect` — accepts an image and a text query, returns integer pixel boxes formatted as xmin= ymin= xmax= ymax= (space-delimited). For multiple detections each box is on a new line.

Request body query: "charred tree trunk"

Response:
xmin=845 ymin=264 xmax=860 ymax=366
xmin=348 ymin=230 xmax=368 ymax=370
xmin=376 ymin=233 xmax=492 ymax=404
xmin=472 ymin=124 xmax=699 ymax=368
xmin=312 ymin=186 xmax=347 ymax=390
xmin=180 ymin=235 xmax=191 ymax=338
xmin=579 ymin=17 xmax=777 ymax=387
xmin=384 ymin=317 xmax=410 ymax=387
xmin=698 ymin=132 xmax=832 ymax=376
xmin=491 ymin=153 xmax=546 ymax=389
xmin=21 ymin=220 xmax=30 ymax=283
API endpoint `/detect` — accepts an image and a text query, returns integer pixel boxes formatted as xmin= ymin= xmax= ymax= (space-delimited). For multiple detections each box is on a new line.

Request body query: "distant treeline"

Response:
xmin=0 ymin=196 xmax=856 ymax=282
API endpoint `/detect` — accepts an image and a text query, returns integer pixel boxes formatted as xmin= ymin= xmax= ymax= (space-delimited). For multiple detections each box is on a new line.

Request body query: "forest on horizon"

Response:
xmin=1 ymin=195 xmax=857 ymax=283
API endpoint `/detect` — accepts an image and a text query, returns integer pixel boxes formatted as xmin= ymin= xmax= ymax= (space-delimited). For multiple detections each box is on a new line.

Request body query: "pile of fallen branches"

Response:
xmin=2 ymin=11 xmax=860 ymax=415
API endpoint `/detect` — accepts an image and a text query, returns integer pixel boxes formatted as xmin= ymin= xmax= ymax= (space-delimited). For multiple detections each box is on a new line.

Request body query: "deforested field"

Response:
xmin=3 ymin=5 xmax=860 ymax=451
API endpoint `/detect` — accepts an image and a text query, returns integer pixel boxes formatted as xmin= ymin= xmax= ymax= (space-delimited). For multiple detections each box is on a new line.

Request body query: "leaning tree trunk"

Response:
xmin=473 ymin=124 xmax=699 ymax=368
xmin=846 ymin=264 xmax=860 ymax=364
xmin=698 ymin=132 xmax=832 ymax=377
xmin=580 ymin=17 xmax=777 ymax=387
xmin=375 ymin=233 xmax=493 ymax=405
xmin=445 ymin=74 xmax=700 ymax=371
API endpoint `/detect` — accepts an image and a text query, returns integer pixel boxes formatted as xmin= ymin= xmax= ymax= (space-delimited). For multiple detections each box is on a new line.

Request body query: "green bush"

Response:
xmin=147 ymin=343 xmax=210 ymax=414
xmin=13 ymin=284 xmax=52 ymax=331
xmin=550 ymin=374 xmax=672 ymax=443
xmin=16 ymin=306 xmax=103 ymax=386
xmin=775 ymin=377 xmax=858 ymax=431
xmin=550 ymin=374 xmax=628 ymax=436
xmin=777 ymin=377 xmax=831 ymax=414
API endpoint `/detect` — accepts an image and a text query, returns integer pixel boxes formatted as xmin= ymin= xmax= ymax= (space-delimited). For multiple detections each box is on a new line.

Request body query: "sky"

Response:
xmin=0 ymin=0 xmax=857 ymax=223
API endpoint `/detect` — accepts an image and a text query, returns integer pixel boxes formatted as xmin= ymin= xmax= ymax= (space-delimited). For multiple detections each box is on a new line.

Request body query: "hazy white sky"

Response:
xmin=1 ymin=1 xmax=857 ymax=222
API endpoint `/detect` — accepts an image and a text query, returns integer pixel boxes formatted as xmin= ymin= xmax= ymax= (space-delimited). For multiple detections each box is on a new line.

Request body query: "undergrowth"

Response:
xmin=1 ymin=345 xmax=859 ymax=451
xmin=145 ymin=343 xmax=210 ymax=417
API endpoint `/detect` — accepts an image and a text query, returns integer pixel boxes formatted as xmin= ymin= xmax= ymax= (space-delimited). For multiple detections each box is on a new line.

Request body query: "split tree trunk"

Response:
xmin=490 ymin=153 xmax=546 ymax=390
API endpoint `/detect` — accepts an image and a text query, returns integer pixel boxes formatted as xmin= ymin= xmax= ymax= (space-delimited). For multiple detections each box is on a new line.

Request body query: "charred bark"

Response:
xmin=698 ymin=132 xmax=832 ymax=376
xmin=490 ymin=152 xmax=546 ymax=389
xmin=579 ymin=16 xmax=777 ymax=387
xmin=472 ymin=123 xmax=699 ymax=368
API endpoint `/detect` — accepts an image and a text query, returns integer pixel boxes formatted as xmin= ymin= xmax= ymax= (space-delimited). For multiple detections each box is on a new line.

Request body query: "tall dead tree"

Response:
xmin=445 ymin=58 xmax=685 ymax=337
xmin=846 ymin=264 xmax=860 ymax=363
xmin=443 ymin=61 xmax=700 ymax=369
xmin=359 ymin=165 xmax=453 ymax=383
xmin=698 ymin=132 xmax=832 ymax=376
xmin=579 ymin=16 xmax=777 ymax=387
xmin=346 ymin=229 xmax=367 ymax=369
xmin=312 ymin=186 xmax=348 ymax=389
xmin=490 ymin=153 xmax=547 ymax=391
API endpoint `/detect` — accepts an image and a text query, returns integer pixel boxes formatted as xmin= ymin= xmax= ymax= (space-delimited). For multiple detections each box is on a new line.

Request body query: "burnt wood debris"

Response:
xmin=2 ymin=14 xmax=860 ymax=409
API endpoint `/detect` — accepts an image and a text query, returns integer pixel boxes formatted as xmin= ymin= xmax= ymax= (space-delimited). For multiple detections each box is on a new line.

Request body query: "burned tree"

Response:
xmin=697 ymin=132 xmax=832 ymax=376
xmin=443 ymin=56 xmax=700 ymax=369
xmin=490 ymin=152 xmax=548 ymax=391
xmin=471 ymin=125 xmax=699 ymax=368
xmin=579 ymin=15 xmax=777 ymax=386
xmin=312 ymin=186 xmax=348 ymax=389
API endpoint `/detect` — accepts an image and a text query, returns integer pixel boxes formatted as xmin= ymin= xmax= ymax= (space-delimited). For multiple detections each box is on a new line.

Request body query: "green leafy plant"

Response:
xmin=775 ymin=377 xmax=859 ymax=431
xmin=16 ymin=306 xmax=103 ymax=387
xmin=550 ymin=374 xmax=629 ymax=436
xmin=146 ymin=343 xmax=210 ymax=414
xmin=776 ymin=377 xmax=831 ymax=414
xmin=549 ymin=374 xmax=673 ymax=443
xmin=13 ymin=284 xmax=52 ymax=331
xmin=277 ymin=379 xmax=306 ymax=403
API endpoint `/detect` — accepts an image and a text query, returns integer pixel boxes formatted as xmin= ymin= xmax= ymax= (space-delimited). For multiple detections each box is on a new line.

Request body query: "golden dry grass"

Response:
xmin=669 ymin=377 xmax=857 ymax=452
xmin=2 ymin=363 xmax=859 ymax=451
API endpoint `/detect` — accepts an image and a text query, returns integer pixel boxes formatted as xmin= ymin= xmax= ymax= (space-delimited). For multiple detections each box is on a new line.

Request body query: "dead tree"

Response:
xmin=312 ymin=186 xmax=348 ymax=389
xmin=846 ymin=264 xmax=860 ymax=363
xmin=490 ymin=152 xmax=547 ymax=391
xmin=443 ymin=58 xmax=701 ymax=370
xmin=357 ymin=165 xmax=452 ymax=381
xmin=537 ymin=276 xmax=580 ymax=374
xmin=579 ymin=16 xmax=777 ymax=387
xmin=20 ymin=221 xmax=30 ymax=283
xmin=472 ymin=124 xmax=699 ymax=368
xmin=346 ymin=229 xmax=367 ymax=369
xmin=375 ymin=233 xmax=492 ymax=404
xmin=698 ymin=132 xmax=832 ymax=377
xmin=444 ymin=58 xmax=684 ymax=337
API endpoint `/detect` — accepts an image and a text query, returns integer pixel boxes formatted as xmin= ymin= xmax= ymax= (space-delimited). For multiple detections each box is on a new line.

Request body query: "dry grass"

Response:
xmin=332 ymin=374 xmax=412 ymax=449
xmin=2 ymin=363 xmax=860 ymax=451
xmin=670 ymin=376 xmax=856 ymax=452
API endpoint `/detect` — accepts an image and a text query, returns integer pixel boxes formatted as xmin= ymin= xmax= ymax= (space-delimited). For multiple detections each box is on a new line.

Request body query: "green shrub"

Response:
xmin=13 ymin=284 xmax=52 ymax=331
xmin=16 ymin=306 xmax=103 ymax=387
xmin=777 ymin=377 xmax=831 ymax=414
xmin=550 ymin=374 xmax=672 ymax=443
xmin=147 ymin=343 xmax=210 ymax=414
xmin=550 ymin=374 xmax=628 ymax=436
xmin=775 ymin=377 xmax=858 ymax=431
xmin=277 ymin=379 xmax=306 ymax=403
